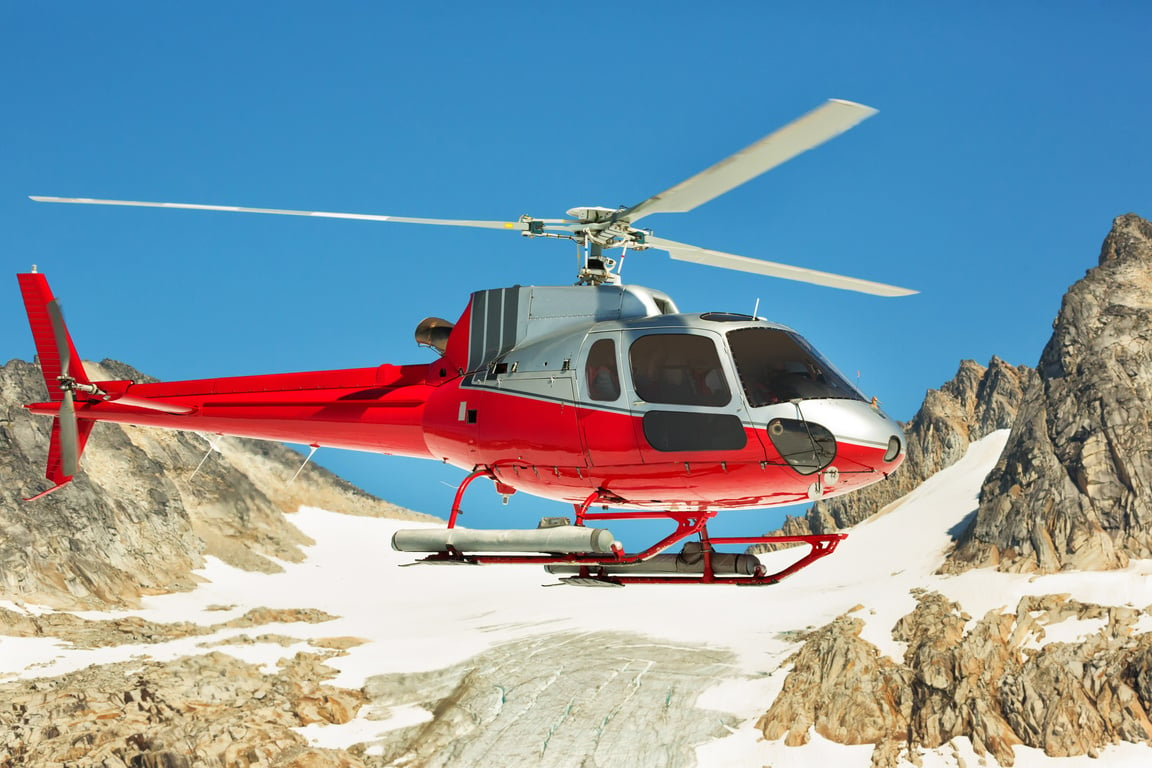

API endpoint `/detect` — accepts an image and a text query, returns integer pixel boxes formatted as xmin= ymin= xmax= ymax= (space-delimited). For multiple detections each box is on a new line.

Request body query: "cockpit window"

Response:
xmin=727 ymin=328 xmax=864 ymax=406
xmin=629 ymin=334 xmax=731 ymax=406
xmin=585 ymin=338 xmax=621 ymax=401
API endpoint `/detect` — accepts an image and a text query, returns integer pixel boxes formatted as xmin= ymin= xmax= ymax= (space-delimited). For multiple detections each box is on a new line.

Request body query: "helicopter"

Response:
xmin=19 ymin=98 xmax=914 ymax=587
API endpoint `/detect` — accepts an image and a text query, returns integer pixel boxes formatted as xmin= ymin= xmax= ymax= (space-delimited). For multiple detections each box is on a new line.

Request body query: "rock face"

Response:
xmin=757 ymin=592 xmax=1152 ymax=767
xmin=0 ymin=358 xmax=430 ymax=610
xmin=0 ymin=649 xmax=367 ymax=768
xmin=758 ymin=615 xmax=912 ymax=749
xmin=756 ymin=357 xmax=1032 ymax=545
xmin=947 ymin=213 xmax=1152 ymax=572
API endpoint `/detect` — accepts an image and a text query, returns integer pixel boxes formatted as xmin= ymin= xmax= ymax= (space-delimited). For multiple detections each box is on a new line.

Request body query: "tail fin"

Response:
xmin=17 ymin=271 xmax=96 ymax=499
xmin=17 ymin=271 xmax=91 ymax=397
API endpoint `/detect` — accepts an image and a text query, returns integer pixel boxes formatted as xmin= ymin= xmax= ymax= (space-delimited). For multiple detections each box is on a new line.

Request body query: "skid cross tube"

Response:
xmin=419 ymin=475 xmax=847 ymax=584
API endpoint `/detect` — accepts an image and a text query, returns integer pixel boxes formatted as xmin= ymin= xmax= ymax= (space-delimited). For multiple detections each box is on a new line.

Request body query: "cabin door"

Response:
xmin=621 ymin=329 xmax=766 ymax=465
xmin=576 ymin=333 xmax=644 ymax=467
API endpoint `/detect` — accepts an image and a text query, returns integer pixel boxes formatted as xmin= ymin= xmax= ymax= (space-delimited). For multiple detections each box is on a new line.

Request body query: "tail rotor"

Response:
xmin=46 ymin=299 xmax=84 ymax=477
xmin=17 ymin=272 xmax=102 ymax=499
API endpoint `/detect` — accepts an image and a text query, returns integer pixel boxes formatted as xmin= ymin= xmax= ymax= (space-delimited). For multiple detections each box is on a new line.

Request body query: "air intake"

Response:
xmin=415 ymin=317 xmax=454 ymax=354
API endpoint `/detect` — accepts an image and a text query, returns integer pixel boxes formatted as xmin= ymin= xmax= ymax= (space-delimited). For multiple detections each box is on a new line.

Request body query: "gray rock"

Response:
xmin=946 ymin=213 xmax=1152 ymax=573
xmin=758 ymin=591 xmax=1152 ymax=766
xmin=0 ymin=650 xmax=366 ymax=768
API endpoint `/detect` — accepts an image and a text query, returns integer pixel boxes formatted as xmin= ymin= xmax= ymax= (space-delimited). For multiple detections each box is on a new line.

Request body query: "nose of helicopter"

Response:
xmin=761 ymin=398 xmax=906 ymax=477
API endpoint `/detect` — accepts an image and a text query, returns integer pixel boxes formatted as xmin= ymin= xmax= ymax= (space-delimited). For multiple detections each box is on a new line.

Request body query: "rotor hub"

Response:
xmin=565 ymin=206 xmax=620 ymax=224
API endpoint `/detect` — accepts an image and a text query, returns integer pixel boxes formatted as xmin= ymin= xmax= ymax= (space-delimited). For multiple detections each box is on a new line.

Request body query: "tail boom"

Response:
xmin=24 ymin=364 xmax=437 ymax=458
xmin=19 ymin=272 xmax=436 ymax=498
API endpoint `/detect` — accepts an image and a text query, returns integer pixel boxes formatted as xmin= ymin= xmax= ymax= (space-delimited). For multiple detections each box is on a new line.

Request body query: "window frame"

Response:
xmin=627 ymin=332 xmax=732 ymax=408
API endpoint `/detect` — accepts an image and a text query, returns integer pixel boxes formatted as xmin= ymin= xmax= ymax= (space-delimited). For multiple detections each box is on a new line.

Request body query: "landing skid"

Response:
xmin=395 ymin=471 xmax=846 ymax=586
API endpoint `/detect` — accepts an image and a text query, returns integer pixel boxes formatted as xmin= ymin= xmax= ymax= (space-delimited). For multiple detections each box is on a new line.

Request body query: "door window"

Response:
xmin=628 ymin=334 xmax=730 ymax=406
xmin=585 ymin=338 xmax=621 ymax=401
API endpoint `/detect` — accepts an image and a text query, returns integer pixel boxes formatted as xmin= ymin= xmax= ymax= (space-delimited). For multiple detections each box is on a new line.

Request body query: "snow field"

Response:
xmin=3 ymin=430 xmax=1152 ymax=765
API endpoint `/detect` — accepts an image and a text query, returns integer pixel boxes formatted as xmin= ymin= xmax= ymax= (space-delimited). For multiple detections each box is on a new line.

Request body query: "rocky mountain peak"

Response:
xmin=946 ymin=213 xmax=1152 ymax=573
xmin=1098 ymin=212 xmax=1152 ymax=266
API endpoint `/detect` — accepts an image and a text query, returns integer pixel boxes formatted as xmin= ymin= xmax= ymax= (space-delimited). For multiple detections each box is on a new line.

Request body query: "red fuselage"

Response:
xmin=23 ymin=277 xmax=906 ymax=511
xmin=29 ymin=358 xmax=903 ymax=511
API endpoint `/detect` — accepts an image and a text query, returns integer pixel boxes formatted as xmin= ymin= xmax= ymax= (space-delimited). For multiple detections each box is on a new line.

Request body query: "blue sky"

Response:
xmin=3 ymin=3 xmax=1151 ymax=537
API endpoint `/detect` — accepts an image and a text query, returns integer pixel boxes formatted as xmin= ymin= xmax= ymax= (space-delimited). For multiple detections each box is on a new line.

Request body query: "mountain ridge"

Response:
xmin=0 ymin=358 xmax=431 ymax=610
xmin=947 ymin=213 xmax=1152 ymax=573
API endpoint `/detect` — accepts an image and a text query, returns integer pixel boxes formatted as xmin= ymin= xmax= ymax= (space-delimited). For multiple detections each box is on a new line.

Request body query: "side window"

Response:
xmin=629 ymin=334 xmax=730 ymax=407
xmin=585 ymin=338 xmax=620 ymax=401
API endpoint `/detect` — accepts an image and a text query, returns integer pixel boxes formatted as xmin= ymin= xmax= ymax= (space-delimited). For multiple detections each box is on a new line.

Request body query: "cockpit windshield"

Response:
xmin=727 ymin=327 xmax=864 ymax=406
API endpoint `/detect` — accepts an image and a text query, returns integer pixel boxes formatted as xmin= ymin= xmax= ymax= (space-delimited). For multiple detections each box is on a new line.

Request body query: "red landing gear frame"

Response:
xmin=414 ymin=469 xmax=846 ymax=586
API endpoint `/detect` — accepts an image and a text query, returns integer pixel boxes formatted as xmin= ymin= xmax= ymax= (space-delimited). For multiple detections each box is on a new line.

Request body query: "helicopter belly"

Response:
xmin=486 ymin=448 xmax=886 ymax=510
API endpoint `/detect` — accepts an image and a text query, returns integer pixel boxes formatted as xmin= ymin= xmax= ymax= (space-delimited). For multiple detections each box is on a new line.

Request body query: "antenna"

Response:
xmin=289 ymin=444 xmax=320 ymax=484
xmin=190 ymin=433 xmax=224 ymax=480
xmin=752 ymin=297 xmax=760 ymax=319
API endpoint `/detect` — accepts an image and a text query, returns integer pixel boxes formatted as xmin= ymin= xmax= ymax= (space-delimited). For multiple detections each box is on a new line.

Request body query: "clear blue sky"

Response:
xmin=3 ymin=3 xmax=1150 ymax=537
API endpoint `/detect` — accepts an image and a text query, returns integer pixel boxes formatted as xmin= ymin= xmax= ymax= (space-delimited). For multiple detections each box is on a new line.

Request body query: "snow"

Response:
xmin=296 ymin=705 xmax=432 ymax=751
xmin=1021 ymin=616 xmax=1110 ymax=650
xmin=3 ymin=429 xmax=1152 ymax=766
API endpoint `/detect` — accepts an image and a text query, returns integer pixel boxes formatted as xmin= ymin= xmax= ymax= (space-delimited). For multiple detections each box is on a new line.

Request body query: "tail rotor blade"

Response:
xmin=45 ymin=299 xmax=71 ymax=379
xmin=58 ymin=390 xmax=79 ymax=477
xmin=45 ymin=298 xmax=81 ymax=476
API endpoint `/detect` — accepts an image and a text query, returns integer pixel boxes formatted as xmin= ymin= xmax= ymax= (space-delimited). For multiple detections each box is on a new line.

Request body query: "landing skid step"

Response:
xmin=555 ymin=576 xmax=626 ymax=588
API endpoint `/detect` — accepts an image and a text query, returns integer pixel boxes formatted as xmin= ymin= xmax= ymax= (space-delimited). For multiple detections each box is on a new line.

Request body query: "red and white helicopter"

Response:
xmin=19 ymin=99 xmax=913 ymax=586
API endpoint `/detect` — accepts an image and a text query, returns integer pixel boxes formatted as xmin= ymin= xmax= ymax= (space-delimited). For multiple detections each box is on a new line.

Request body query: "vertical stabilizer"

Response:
xmin=17 ymin=272 xmax=96 ymax=499
xmin=17 ymin=272 xmax=91 ymax=397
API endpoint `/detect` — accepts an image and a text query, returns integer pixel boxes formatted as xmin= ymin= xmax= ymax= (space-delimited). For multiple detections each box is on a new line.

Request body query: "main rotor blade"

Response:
xmin=45 ymin=299 xmax=71 ymax=379
xmin=29 ymin=197 xmax=576 ymax=232
xmin=647 ymin=236 xmax=917 ymax=297
xmin=621 ymin=99 xmax=878 ymax=224
xmin=58 ymin=390 xmax=79 ymax=478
